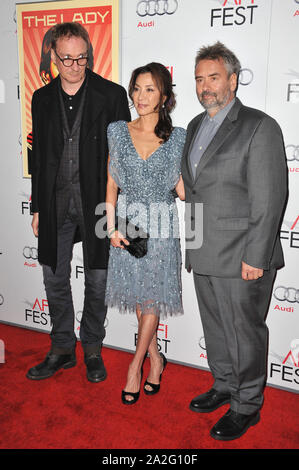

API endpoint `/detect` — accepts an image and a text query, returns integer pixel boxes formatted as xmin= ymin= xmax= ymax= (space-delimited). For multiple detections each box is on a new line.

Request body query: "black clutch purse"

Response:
xmin=115 ymin=217 xmax=149 ymax=258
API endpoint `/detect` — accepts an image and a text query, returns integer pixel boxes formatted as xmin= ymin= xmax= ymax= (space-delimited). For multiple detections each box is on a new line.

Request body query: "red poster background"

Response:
xmin=17 ymin=1 xmax=118 ymax=177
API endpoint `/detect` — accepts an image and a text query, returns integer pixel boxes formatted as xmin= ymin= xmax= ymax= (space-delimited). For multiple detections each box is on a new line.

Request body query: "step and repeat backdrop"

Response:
xmin=0 ymin=0 xmax=298 ymax=393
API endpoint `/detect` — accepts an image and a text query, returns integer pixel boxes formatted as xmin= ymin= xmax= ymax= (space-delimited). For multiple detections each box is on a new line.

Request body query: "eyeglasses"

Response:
xmin=54 ymin=50 xmax=88 ymax=67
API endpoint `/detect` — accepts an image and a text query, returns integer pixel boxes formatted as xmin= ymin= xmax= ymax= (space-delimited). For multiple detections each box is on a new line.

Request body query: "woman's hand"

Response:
xmin=31 ymin=212 xmax=39 ymax=237
xmin=110 ymin=230 xmax=130 ymax=249
xmin=175 ymin=175 xmax=185 ymax=201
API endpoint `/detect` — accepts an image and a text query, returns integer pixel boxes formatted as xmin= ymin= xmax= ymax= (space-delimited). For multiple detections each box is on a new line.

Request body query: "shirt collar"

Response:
xmin=60 ymin=74 xmax=87 ymax=101
xmin=207 ymin=97 xmax=236 ymax=124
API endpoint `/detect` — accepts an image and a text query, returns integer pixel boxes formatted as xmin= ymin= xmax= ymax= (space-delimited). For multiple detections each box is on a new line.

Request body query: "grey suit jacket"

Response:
xmin=181 ymin=98 xmax=288 ymax=278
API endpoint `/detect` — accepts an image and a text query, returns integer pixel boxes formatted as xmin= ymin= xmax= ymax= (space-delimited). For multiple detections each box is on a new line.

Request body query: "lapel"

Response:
xmin=193 ymin=98 xmax=242 ymax=183
xmin=187 ymin=114 xmax=205 ymax=180
xmin=79 ymin=69 xmax=106 ymax=146
xmin=182 ymin=114 xmax=205 ymax=183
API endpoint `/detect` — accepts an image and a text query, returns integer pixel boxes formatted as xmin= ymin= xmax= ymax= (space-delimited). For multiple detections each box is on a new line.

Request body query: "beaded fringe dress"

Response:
xmin=105 ymin=120 xmax=186 ymax=319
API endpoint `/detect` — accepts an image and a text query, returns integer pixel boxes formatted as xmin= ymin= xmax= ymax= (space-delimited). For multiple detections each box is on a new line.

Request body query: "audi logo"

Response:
xmin=285 ymin=145 xmax=299 ymax=162
xmin=23 ymin=247 xmax=38 ymax=260
xmin=198 ymin=336 xmax=206 ymax=350
xmin=273 ymin=286 xmax=299 ymax=303
xmin=137 ymin=0 xmax=178 ymax=17
xmin=238 ymin=68 xmax=254 ymax=86
xmin=0 ymin=294 xmax=4 ymax=306
xmin=76 ymin=311 xmax=82 ymax=323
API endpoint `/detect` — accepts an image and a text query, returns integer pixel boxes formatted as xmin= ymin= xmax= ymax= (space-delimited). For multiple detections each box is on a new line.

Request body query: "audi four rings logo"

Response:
xmin=137 ymin=0 xmax=178 ymax=16
xmin=239 ymin=68 xmax=254 ymax=86
xmin=274 ymin=286 xmax=299 ymax=303
xmin=198 ymin=336 xmax=206 ymax=350
xmin=285 ymin=145 xmax=299 ymax=162
xmin=23 ymin=247 xmax=38 ymax=260
xmin=0 ymin=294 xmax=4 ymax=306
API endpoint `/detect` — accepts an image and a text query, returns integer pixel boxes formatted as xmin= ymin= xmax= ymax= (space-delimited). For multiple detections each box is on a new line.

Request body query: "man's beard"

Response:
xmin=199 ymin=90 xmax=230 ymax=111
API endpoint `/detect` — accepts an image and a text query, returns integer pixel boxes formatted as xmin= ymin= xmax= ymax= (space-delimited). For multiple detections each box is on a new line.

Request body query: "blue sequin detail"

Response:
xmin=105 ymin=120 xmax=186 ymax=318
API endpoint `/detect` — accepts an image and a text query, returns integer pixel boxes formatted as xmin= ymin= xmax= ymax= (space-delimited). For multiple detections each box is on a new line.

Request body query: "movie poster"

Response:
xmin=16 ymin=0 xmax=120 ymax=177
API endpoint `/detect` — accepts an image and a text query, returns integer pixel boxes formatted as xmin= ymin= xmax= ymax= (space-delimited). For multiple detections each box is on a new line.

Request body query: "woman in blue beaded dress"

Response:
xmin=105 ymin=63 xmax=186 ymax=405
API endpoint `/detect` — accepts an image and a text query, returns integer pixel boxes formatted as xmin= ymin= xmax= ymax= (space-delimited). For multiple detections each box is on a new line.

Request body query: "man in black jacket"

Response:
xmin=26 ymin=22 xmax=130 ymax=383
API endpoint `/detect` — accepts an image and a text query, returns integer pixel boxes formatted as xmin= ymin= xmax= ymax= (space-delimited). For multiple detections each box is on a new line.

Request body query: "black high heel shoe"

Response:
xmin=121 ymin=389 xmax=140 ymax=405
xmin=121 ymin=364 xmax=144 ymax=405
xmin=144 ymin=353 xmax=167 ymax=396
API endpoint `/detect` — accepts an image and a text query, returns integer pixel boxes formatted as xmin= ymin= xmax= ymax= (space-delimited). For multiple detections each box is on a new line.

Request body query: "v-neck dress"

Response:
xmin=105 ymin=120 xmax=186 ymax=318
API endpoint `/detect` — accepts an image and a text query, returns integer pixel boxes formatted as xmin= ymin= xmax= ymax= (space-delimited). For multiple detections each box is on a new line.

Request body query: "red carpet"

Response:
xmin=0 ymin=323 xmax=298 ymax=452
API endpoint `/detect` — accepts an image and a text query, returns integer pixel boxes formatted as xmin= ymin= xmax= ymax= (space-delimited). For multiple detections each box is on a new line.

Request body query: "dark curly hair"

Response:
xmin=128 ymin=62 xmax=176 ymax=142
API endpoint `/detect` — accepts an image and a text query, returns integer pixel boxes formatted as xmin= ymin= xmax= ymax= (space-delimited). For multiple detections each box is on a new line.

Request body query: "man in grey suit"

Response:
xmin=181 ymin=42 xmax=287 ymax=441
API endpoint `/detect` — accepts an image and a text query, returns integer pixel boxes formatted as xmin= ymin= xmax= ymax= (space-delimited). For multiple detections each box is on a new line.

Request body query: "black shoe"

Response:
xmin=144 ymin=353 xmax=167 ymax=396
xmin=26 ymin=352 xmax=76 ymax=380
xmin=121 ymin=389 xmax=140 ymax=405
xmin=210 ymin=408 xmax=260 ymax=441
xmin=85 ymin=353 xmax=107 ymax=383
xmin=189 ymin=388 xmax=231 ymax=413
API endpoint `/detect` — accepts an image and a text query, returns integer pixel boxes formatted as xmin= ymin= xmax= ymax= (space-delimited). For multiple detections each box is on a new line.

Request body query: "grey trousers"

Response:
xmin=193 ymin=269 xmax=276 ymax=415
xmin=42 ymin=201 xmax=107 ymax=355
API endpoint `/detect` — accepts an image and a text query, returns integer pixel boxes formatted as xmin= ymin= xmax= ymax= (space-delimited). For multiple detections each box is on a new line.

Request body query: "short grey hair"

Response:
xmin=195 ymin=41 xmax=241 ymax=78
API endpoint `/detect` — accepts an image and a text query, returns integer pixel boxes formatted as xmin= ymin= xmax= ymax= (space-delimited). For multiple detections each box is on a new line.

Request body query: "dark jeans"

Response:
xmin=42 ymin=200 xmax=107 ymax=355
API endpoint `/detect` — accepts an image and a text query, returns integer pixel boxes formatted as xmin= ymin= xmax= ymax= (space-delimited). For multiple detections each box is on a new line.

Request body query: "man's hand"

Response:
xmin=241 ymin=261 xmax=263 ymax=281
xmin=31 ymin=212 xmax=39 ymax=237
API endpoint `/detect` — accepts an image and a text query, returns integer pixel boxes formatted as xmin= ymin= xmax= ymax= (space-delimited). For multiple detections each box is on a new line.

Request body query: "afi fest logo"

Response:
xmin=269 ymin=339 xmax=299 ymax=386
xmin=20 ymin=193 xmax=33 ymax=215
xmin=280 ymin=215 xmax=299 ymax=249
xmin=134 ymin=322 xmax=170 ymax=353
xmin=283 ymin=339 xmax=299 ymax=368
xmin=24 ymin=298 xmax=51 ymax=327
xmin=210 ymin=0 xmax=258 ymax=27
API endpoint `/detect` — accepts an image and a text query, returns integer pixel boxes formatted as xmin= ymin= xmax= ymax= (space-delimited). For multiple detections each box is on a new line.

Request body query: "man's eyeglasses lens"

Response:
xmin=62 ymin=57 xmax=88 ymax=67
xmin=55 ymin=51 xmax=88 ymax=67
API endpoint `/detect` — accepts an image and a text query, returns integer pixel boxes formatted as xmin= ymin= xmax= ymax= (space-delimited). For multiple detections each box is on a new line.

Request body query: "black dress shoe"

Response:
xmin=26 ymin=352 xmax=76 ymax=380
xmin=210 ymin=408 xmax=260 ymax=441
xmin=85 ymin=353 xmax=107 ymax=383
xmin=189 ymin=388 xmax=231 ymax=413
